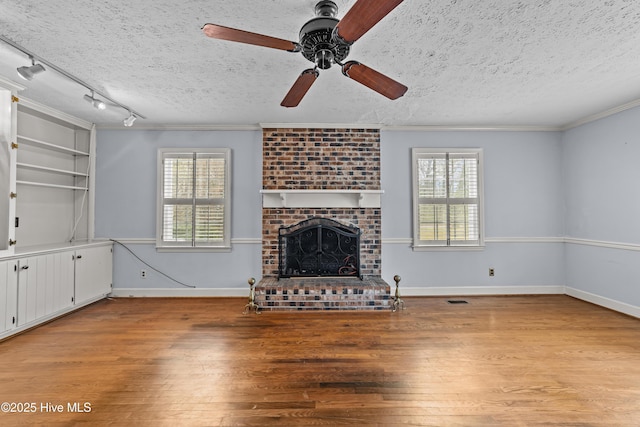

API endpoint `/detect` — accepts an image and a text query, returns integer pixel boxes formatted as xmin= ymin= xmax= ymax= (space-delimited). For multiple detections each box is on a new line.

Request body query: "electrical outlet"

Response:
xmin=141 ymin=270 xmax=147 ymax=279
xmin=489 ymin=268 xmax=495 ymax=277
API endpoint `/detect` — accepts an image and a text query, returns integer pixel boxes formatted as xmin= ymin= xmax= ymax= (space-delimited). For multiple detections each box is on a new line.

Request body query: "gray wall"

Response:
xmin=95 ymin=130 xmax=262 ymax=293
xmin=380 ymin=130 xmax=565 ymax=292
xmin=94 ymin=120 xmax=639 ymax=315
xmin=562 ymin=107 xmax=640 ymax=311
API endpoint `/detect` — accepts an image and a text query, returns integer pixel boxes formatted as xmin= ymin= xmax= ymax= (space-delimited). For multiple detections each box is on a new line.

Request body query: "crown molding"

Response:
xmin=0 ymin=74 xmax=25 ymax=92
xmin=95 ymin=96 xmax=640 ymax=133
xmin=96 ymin=123 xmax=261 ymax=131
xmin=260 ymin=123 xmax=382 ymax=129
xmin=561 ymin=97 xmax=640 ymax=131
xmin=381 ymin=124 xmax=562 ymax=132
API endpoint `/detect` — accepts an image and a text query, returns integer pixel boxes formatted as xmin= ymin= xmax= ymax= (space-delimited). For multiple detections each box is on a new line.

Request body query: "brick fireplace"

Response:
xmin=256 ymin=128 xmax=390 ymax=310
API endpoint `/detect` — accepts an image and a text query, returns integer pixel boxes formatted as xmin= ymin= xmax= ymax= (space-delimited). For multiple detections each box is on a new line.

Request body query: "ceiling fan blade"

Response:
xmin=202 ymin=23 xmax=299 ymax=52
xmin=342 ymin=61 xmax=407 ymax=100
xmin=334 ymin=0 xmax=405 ymax=44
xmin=281 ymin=69 xmax=320 ymax=107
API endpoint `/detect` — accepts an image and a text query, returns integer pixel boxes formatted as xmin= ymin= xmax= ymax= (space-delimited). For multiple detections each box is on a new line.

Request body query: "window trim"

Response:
xmin=156 ymin=148 xmax=231 ymax=252
xmin=411 ymin=148 xmax=484 ymax=250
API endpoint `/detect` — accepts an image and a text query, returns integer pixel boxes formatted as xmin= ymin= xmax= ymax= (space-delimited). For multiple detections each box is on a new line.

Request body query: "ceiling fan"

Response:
xmin=202 ymin=0 xmax=408 ymax=107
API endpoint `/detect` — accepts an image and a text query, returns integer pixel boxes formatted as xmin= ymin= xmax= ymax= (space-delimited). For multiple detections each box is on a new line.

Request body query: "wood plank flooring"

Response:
xmin=0 ymin=295 xmax=639 ymax=426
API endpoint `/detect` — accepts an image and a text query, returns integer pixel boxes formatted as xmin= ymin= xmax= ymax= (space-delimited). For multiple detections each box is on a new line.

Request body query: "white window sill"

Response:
xmin=156 ymin=246 xmax=232 ymax=253
xmin=412 ymin=244 xmax=485 ymax=252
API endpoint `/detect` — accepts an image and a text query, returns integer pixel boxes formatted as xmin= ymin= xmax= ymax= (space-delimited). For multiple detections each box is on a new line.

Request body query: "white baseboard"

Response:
xmin=109 ymin=286 xmax=639 ymax=319
xmin=109 ymin=288 xmax=246 ymax=298
xmin=401 ymin=285 xmax=565 ymax=296
xmin=111 ymin=285 xmax=565 ymax=298
xmin=565 ymin=287 xmax=640 ymax=319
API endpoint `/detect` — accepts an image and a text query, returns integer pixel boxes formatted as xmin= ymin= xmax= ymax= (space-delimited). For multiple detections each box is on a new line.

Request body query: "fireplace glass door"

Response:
xmin=279 ymin=218 xmax=360 ymax=278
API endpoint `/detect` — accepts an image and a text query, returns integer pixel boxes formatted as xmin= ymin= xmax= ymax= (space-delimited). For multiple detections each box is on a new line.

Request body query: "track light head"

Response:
xmin=17 ymin=59 xmax=46 ymax=81
xmin=123 ymin=112 xmax=137 ymax=127
xmin=83 ymin=93 xmax=106 ymax=110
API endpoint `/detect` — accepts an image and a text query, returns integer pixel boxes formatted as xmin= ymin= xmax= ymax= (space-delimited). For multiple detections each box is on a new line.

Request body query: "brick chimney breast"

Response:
xmin=262 ymin=128 xmax=382 ymax=278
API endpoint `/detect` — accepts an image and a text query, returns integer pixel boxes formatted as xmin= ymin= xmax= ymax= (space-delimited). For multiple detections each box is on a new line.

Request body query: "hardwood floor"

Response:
xmin=0 ymin=295 xmax=639 ymax=426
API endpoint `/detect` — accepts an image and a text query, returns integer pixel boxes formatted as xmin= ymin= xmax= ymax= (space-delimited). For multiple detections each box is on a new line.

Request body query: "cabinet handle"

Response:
xmin=21 ymin=265 xmax=29 ymax=270
xmin=76 ymin=255 xmax=83 ymax=259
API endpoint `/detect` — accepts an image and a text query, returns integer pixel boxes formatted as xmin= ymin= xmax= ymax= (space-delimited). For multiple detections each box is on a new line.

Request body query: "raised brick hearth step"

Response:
xmin=255 ymin=276 xmax=391 ymax=311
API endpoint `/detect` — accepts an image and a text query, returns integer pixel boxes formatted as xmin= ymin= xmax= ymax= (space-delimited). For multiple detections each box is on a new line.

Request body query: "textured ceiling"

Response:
xmin=1 ymin=0 xmax=640 ymax=129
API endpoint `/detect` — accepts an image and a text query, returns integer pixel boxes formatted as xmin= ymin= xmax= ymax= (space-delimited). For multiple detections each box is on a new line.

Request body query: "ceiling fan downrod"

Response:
xmin=315 ymin=0 xmax=338 ymax=17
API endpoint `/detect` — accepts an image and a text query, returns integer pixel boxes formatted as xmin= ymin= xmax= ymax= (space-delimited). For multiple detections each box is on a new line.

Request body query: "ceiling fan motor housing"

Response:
xmin=299 ymin=1 xmax=350 ymax=69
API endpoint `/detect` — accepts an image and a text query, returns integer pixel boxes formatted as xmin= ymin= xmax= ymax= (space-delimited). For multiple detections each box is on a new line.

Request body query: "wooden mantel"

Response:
xmin=260 ymin=189 xmax=383 ymax=208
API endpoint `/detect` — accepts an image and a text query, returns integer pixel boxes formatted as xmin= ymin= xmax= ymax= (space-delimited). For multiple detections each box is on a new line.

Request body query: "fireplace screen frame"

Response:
xmin=278 ymin=217 xmax=361 ymax=279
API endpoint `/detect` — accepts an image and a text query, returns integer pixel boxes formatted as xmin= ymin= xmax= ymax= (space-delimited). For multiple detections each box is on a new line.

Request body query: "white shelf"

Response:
xmin=17 ymin=135 xmax=90 ymax=156
xmin=260 ymin=189 xmax=383 ymax=208
xmin=17 ymin=162 xmax=88 ymax=177
xmin=16 ymin=181 xmax=88 ymax=191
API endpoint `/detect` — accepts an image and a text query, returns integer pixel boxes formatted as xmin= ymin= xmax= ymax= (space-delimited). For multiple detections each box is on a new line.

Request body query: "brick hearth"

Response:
xmin=255 ymin=277 xmax=390 ymax=311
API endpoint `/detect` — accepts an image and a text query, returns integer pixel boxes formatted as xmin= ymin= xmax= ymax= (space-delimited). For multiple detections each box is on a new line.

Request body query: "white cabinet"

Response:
xmin=0 ymin=259 xmax=18 ymax=334
xmin=74 ymin=245 xmax=113 ymax=305
xmin=1 ymin=243 xmax=111 ymax=340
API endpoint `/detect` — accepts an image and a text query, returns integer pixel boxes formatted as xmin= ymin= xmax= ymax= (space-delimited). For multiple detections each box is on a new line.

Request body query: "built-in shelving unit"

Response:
xmin=1 ymin=82 xmax=111 ymax=341
xmin=11 ymin=98 xmax=94 ymax=248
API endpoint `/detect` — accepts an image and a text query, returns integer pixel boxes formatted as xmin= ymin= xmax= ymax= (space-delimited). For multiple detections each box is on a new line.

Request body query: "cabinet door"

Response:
xmin=16 ymin=253 xmax=75 ymax=327
xmin=46 ymin=252 xmax=75 ymax=314
xmin=16 ymin=257 xmax=36 ymax=326
xmin=0 ymin=259 xmax=18 ymax=334
xmin=74 ymin=245 xmax=112 ymax=305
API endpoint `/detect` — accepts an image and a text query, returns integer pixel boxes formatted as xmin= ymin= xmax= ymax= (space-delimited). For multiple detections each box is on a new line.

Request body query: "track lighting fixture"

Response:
xmin=17 ymin=57 xmax=46 ymax=81
xmin=1 ymin=34 xmax=145 ymax=123
xmin=83 ymin=91 xmax=106 ymax=110
xmin=123 ymin=112 xmax=137 ymax=127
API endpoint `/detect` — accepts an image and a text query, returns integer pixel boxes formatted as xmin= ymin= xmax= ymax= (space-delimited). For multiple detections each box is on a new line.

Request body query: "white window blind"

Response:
xmin=157 ymin=149 xmax=230 ymax=249
xmin=412 ymin=148 xmax=483 ymax=247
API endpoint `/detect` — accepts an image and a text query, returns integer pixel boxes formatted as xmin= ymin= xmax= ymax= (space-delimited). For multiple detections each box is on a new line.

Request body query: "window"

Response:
xmin=157 ymin=148 xmax=231 ymax=250
xmin=412 ymin=148 xmax=483 ymax=248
